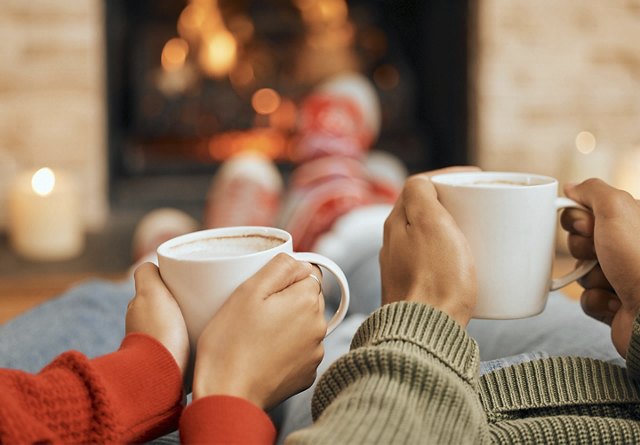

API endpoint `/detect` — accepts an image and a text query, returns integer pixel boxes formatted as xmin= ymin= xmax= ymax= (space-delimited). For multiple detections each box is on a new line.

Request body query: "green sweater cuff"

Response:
xmin=350 ymin=302 xmax=479 ymax=386
xmin=625 ymin=311 xmax=640 ymax=379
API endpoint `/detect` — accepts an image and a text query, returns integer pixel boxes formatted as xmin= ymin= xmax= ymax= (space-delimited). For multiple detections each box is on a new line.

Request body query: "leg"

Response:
xmin=467 ymin=291 xmax=625 ymax=367
xmin=0 ymin=279 xmax=133 ymax=372
xmin=0 ymin=208 xmax=199 ymax=373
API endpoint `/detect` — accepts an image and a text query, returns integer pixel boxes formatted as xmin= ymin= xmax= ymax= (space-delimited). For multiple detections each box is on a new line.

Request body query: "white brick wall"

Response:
xmin=473 ymin=0 xmax=640 ymax=194
xmin=0 ymin=0 xmax=107 ymax=231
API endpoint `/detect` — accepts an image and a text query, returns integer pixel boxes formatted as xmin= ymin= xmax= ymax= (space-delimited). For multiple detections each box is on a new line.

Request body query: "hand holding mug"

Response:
xmin=380 ymin=167 xmax=479 ymax=327
xmin=192 ymin=254 xmax=326 ymax=409
xmin=563 ymin=179 xmax=640 ymax=358
xmin=157 ymin=226 xmax=349 ymax=351
xmin=431 ymin=170 xmax=597 ymax=319
xmin=126 ymin=263 xmax=190 ymax=377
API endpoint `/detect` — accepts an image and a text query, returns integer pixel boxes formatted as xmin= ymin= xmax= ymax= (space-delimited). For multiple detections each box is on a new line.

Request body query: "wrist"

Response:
xmin=192 ymin=359 xmax=265 ymax=409
xmin=402 ymin=297 xmax=473 ymax=328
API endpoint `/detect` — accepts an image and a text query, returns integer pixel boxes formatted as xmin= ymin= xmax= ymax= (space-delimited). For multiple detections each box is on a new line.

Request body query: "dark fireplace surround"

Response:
xmin=106 ymin=0 xmax=472 ymax=211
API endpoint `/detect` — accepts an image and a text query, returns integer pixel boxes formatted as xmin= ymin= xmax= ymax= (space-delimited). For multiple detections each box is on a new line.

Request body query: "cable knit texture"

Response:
xmin=285 ymin=302 xmax=640 ymax=444
xmin=0 ymin=333 xmax=183 ymax=444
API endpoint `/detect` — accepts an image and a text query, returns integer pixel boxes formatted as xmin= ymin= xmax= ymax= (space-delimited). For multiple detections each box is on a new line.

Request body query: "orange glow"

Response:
xmin=361 ymin=27 xmax=388 ymax=57
xmin=252 ymin=88 xmax=281 ymax=115
xmin=308 ymin=24 xmax=354 ymax=49
xmin=198 ymin=30 xmax=237 ymax=78
xmin=293 ymin=0 xmax=317 ymax=11
xmin=228 ymin=15 xmax=255 ymax=43
xmin=161 ymin=38 xmax=189 ymax=71
xmin=229 ymin=62 xmax=255 ymax=88
xmin=318 ymin=0 xmax=348 ymax=22
xmin=208 ymin=129 xmax=288 ymax=161
xmin=269 ymin=99 xmax=298 ymax=131
xmin=373 ymin=64 xmax=400 ymax=90
xmin=299 ymin=0 xmax=348 ymax=25
xmin=178 ymin=4 xmax=207 ymax=40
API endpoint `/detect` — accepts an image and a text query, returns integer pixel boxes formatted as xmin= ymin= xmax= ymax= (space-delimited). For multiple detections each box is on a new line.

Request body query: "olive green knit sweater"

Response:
xmin=287 ymin=302 xmax=640 ymax=444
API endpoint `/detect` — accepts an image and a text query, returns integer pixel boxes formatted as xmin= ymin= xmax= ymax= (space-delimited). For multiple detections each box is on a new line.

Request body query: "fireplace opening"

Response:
xmin=106 ymin=0 xmax=471 ymax=209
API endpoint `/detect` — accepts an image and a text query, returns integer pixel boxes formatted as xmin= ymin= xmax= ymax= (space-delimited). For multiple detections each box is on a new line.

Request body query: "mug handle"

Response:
xmin=290 ymin=252 xmax=350 ymax=337
xmin=549 ymin=197 xmax=598 ymax=291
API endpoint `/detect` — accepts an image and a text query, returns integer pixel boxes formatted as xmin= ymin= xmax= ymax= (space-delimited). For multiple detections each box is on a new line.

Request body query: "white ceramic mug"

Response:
xmin=431 ymin=171 xmax=596 ymax=319
xmin=157 ymin=226 xmax=350 ymax=347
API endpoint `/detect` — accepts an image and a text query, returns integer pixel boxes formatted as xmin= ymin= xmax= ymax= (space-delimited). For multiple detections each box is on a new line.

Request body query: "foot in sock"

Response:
xmin=203 ymin=151 xmax=283 ymax=229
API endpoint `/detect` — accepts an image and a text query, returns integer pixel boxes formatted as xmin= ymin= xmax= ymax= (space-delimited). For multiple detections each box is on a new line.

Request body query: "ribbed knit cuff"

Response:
xmin=351 ymin=302 xmax=479 ymax=385
xmin=180 ymin=395 xmax=276 ymax=444
xmin=92 ymin=333 xmax=184 ymax=442
xmin=480 ymin=355 xmax=640 ymax=418
xmin=625 ymin=312 xmax=640 ymax=380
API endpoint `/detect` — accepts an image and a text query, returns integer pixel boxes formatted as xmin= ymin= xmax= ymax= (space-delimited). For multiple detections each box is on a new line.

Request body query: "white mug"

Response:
xmin=431 ymin=171 xmax=596 ymax=319
xmin=157 ymin=226 xmax=350 ymax=348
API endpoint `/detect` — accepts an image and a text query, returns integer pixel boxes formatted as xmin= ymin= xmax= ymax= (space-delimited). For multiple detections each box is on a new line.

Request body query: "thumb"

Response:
xmin=564 ymin=178 xmax=617 ymax=213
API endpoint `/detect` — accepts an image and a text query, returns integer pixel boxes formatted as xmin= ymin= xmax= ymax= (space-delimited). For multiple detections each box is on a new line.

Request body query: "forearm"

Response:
xmin=0 ymin=333 xmax=183 ymax=444
xmin=286 ymin=302 xmax=487 ymax=444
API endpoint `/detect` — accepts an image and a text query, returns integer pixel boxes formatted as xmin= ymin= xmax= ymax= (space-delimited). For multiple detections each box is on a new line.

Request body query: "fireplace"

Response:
xmin=105 ymin=0 xmax=472 ymax=209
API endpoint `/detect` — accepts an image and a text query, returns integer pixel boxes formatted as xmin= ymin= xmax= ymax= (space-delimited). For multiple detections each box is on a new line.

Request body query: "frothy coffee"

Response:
xmin=170 ymin=234 xmax=286 ymax=260
xmin=470 ymin=180 xmax=534 ymax=187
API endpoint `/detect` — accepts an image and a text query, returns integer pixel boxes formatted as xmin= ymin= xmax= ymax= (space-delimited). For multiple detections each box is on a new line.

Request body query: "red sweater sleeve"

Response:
xmin=0 ymin=333 xmax=184 ymax=444
xmin=180 ymin=395 xmax=276 ymax=445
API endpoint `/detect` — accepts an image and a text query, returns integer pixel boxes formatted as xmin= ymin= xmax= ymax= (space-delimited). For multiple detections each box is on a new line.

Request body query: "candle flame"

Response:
xmin=32 ymin=167 xmax=56 ymax=196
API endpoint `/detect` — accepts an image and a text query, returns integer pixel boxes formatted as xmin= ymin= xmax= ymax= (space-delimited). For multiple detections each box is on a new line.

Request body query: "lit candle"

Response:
xmin=8 ymin=167 xmax=84 ymax=261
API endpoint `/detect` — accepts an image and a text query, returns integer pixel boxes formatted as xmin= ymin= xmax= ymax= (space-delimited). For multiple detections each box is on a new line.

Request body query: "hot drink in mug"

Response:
xmin=431 ymin=171 xmax=596 ymax=319
xmin=157 ymin=226 xmax=350 ymax=348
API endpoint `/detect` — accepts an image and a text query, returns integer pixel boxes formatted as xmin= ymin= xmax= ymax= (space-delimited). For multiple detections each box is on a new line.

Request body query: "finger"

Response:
xmin=313 ymin=267 xmax=326 ymax=313
xmin=296 ymin=273 xmax=324 ymax=304
xmin=309 ymin=266 xmax=325 ymax=314
xmin=384 ymin=167 xmax=478 ymax=227
xmin=133 ymin=262 xmax=165 ymax=297
xmin=566 ymin=233 xmax=596 ymax=260
xmin=385 ymin=188 xmax=410 ymax=227
xmin=560 ymin=207 xmax=594 ymax=237
xmin=399 ymin=175 xmax=440 ymax=225
xmin=580 ymin=288 xmax=620 ymax=326
xmin=565 ymin=179 xmax=635 ymax=217
xmin=577 ymin=264 xmax=614 ymax=291
xmin=272 ymin=272 xmax=326 ymax=322
xmin=311 ymin=264 xmax=323 ymax=281
xmin=244 ymin=253 xmax=314 ymax=298
xmin=318 ymin=284 xmax=326 ymax=315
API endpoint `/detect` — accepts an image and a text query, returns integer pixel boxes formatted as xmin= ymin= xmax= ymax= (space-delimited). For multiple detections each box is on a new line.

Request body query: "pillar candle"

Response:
xmin=8 ymin=167 xmax=85 ymax=261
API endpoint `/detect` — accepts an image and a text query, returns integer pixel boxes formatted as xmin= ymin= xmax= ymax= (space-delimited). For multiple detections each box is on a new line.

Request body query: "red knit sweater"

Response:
xmin=0 ymin=333 xmax=276 ymax=444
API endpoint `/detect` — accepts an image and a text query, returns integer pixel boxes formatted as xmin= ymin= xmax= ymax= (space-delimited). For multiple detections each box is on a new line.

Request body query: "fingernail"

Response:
xmin=608 ymin=298 xmax=621 ymax=312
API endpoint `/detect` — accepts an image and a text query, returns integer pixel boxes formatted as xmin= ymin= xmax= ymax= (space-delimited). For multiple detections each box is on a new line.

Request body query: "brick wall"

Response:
xmin=472 ymin=0 xmax=640 ymax=194
xmin=0 ymin=0 xmax=106 ymax=230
